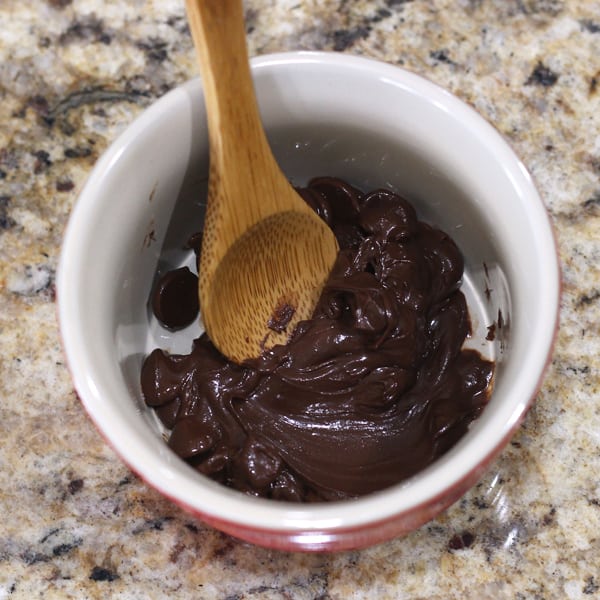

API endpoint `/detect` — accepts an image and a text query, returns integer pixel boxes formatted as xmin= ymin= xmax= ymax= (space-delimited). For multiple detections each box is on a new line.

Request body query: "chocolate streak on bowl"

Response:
xmin=141 ymin=177 xmax=494 ymax=502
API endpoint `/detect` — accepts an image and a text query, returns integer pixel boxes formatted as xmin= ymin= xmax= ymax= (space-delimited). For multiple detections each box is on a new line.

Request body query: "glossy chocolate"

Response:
xmin=141 ymin=177 xmax=494 ymax=501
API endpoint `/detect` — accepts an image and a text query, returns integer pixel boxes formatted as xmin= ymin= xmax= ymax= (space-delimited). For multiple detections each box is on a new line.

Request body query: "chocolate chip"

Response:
xmin=151 ymin=267 xmax=199 ymax=330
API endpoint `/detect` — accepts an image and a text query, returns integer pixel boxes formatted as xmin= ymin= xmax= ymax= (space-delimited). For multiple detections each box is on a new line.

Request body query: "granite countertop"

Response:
xmin=1 ymin=0 xmax=599 ymax=597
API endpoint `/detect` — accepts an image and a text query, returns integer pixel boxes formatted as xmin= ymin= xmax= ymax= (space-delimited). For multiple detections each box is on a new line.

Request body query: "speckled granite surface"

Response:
xmin=1 ymin=0 xmax=599 ymax=597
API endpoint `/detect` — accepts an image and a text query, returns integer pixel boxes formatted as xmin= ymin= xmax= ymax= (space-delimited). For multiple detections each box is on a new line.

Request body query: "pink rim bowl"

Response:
xmin=57 ymin=52 xmax=560 ymax=552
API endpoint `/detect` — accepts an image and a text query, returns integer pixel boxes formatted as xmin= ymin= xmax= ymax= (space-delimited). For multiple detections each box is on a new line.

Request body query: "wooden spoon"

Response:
xmin=185 ymin=0 xmax=339 ymax=364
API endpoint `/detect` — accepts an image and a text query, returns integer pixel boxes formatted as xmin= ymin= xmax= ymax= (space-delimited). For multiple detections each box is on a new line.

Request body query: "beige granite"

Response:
xmin=1 ymin=0 xmax=599 ymax=597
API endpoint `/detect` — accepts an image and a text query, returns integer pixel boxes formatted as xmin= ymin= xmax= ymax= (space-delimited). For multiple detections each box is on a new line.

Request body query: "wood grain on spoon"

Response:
xmin=185 ymin=0 xmax=339 ymax=364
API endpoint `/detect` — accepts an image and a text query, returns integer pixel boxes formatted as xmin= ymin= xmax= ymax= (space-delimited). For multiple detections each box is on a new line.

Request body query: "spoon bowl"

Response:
xmin=186 ymin=0 xmax=338 ymax=363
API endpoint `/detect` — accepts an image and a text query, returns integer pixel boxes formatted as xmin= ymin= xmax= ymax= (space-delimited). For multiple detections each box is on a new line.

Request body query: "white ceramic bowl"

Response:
xmin=58 ymin=52 xmax=560 ymax=552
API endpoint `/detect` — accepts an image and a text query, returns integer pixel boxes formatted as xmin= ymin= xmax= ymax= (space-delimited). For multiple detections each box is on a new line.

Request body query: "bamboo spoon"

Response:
xmin=185 ymin=0 xmax=339 ymax=364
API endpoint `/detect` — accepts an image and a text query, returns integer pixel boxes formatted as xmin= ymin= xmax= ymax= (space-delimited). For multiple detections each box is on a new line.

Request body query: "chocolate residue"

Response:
xmin=141 ymin=177 xmax=494 ymax=501
xmin=484 ymin=283 xmax=492 ymax=301
xmin=267 ymin=301 xmax=296 ymax=333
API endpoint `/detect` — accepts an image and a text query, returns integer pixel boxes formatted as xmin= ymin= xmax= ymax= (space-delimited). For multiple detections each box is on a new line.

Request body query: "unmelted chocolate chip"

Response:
xmin=142 ymin=177 xmax=494 ymax=501
xmin=152 ymin=267 xmax=199 ymax=330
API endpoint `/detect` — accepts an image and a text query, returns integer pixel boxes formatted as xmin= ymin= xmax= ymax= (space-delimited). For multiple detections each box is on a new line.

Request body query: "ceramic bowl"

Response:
xmin=57 ymin=52 xmax=560 ymax=552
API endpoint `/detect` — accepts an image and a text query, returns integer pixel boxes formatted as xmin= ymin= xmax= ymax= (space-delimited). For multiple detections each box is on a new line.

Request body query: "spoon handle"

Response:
xmin=185 ymin=0 xmax=295 ymax=227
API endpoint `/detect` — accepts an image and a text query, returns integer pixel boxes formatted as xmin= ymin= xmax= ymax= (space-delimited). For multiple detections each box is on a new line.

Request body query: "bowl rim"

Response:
xmin=57 ymin=50 xmax=561 ymax=537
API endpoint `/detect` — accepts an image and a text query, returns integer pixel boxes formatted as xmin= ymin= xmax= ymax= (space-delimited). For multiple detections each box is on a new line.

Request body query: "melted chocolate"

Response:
xmin=141 ymin=177 xmax=494 ymax=501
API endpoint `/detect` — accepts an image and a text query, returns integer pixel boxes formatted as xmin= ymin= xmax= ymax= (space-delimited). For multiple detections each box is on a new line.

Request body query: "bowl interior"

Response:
xmin=58 ymin=53 xmax=559 ymax=542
